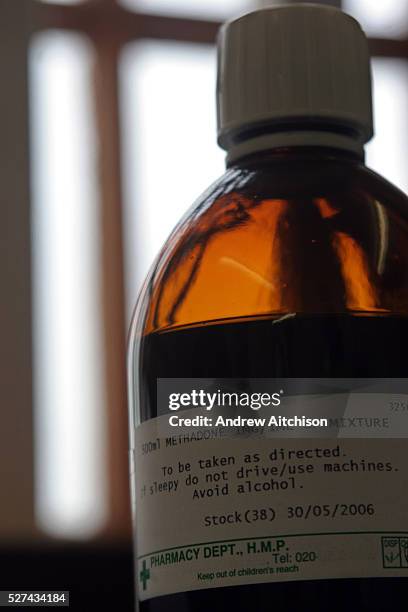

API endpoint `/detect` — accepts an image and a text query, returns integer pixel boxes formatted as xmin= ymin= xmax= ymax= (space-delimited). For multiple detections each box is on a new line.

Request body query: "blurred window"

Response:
xmin=368 ymin=59 xmax=408 ymax=195
xmin=344 ymin=0 xmax=408 ymax=39
xmin=30 ymin=31 xmax=108 ymax=538
xmin=40 ymin=0 xmax=83 ymax=4
xmin=30 ymin=0 xmax=408 ymax=541
xmin=120 ymin=0 xmax=253 ymax=19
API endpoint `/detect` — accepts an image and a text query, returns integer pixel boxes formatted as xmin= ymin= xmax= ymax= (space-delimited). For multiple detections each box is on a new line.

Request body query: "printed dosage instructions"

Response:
xmin=133 ymin=418 xmax=408 ymax=599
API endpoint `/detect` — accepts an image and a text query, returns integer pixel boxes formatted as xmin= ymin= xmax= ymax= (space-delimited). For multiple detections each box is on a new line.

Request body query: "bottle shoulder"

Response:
xmin=131 ymin=155 xmax=408 ymax=337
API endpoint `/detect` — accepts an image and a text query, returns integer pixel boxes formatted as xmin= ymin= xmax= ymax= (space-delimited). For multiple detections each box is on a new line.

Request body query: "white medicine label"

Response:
xmin=132 ymin=380 xmax=408 ymax=600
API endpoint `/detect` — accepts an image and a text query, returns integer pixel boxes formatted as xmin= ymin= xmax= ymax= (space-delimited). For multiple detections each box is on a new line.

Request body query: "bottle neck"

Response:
xmin=226 ymin=143 xmax=364 ymax=170
xmin=225 ymin=128 xmax=365 ymax=165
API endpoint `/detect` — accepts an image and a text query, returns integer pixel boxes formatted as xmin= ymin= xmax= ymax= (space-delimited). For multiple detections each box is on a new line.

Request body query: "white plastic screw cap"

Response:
xmin=217 ymin=3 xmax=374 ymax=151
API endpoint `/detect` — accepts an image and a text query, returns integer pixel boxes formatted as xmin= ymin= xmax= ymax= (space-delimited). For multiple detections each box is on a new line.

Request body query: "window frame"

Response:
xmin=30 ymin=0 xmax=408 ymax=539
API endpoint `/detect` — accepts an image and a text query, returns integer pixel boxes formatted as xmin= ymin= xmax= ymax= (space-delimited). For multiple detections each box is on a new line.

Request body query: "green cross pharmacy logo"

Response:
xmin=139 ymin=560 xmax=151 ymax=590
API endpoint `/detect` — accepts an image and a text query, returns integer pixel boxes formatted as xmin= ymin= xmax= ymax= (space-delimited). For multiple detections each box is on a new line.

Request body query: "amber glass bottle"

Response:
xmin=128 ymin=5 xmax=408 ymax=611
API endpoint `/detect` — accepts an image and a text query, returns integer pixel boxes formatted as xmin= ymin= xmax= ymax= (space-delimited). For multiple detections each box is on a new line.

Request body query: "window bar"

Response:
xmin=92 ymin=21 xmax=131 ymax=536
xmin=0 ymin=0 xmax=35 ymax=541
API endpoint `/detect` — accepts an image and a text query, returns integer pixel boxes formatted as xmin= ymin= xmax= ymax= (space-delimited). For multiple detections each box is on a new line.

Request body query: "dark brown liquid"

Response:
xmin=138 ymin=314 xmax=408 ymax=611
